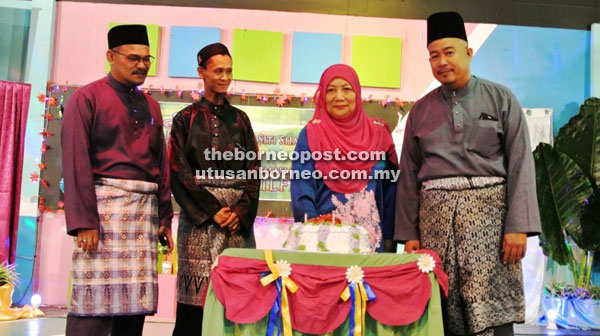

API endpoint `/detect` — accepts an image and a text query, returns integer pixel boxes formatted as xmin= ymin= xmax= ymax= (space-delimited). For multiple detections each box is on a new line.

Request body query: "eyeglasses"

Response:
xmin=111 ymin=49 xmax=155 ymax=65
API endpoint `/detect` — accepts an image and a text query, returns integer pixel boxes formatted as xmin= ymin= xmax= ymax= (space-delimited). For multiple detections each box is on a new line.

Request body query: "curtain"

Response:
xmin=0 ymin=80 xmax=31 ymax=263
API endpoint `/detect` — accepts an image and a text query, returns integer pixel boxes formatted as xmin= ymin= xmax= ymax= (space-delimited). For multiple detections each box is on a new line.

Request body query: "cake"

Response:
xmin=282 ymin=214 xmax=374 ymax=253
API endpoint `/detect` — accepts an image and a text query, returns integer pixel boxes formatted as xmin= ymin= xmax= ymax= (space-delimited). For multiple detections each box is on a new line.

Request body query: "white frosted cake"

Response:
xmin=282 ymin=214 xmax=373 ymax=253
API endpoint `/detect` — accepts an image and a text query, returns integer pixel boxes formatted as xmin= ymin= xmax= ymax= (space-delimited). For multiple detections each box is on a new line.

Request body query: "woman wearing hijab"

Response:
xmin=290 ymin=64 xmax=398 ymax=252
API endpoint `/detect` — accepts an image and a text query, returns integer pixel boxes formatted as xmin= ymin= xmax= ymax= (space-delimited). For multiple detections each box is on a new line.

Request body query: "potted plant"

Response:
xmin=0 ymin=262 xmax=19 ymax=310
xmin=533 ymin=97 xmax=600 ymax=328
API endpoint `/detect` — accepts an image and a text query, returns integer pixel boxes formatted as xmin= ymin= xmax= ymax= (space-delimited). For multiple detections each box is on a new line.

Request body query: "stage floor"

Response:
xmin=0 ymin=307 xmax=598 ymax=336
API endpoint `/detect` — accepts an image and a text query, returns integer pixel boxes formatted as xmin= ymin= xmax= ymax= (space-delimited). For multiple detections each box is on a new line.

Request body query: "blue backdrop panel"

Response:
xmin=168 ymin=26 xmax=221 ymax=78
xmin=291 ymin=32 xmax=342 ymax=84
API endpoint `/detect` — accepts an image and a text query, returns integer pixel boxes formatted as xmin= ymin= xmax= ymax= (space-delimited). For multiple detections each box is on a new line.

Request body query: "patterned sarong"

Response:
xmin=419 ymin=176 xmax=524 ymax=335
xmin=69 ymin=178 xmax=159 ymax=316
xmin=177 ymin=179 xmax=254 ymax=306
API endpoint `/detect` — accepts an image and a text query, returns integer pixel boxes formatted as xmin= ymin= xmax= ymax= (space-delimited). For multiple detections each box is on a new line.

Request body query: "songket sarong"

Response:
xmin=419 ymin=176 xmax=524 ymax=335
xmin=177 ymin=179 xmax=255 ymax=306
xmin=69 ymin=178 xmax=159 ymax=316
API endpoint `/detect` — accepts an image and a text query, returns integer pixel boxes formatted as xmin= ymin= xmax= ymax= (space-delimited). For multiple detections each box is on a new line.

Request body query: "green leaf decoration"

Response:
xmin=534 ymin=143 xmax=593 ymax=264
xmin=580 ymin=189 xmax=600 ymax=251
xmin=298 ymin=245 xmax=306 ymax=251
xmin=555 ymin=98 xmax=600 ymax=186
xmin=353 ymin=248 xmax=360 ymax=253
xmin=317 ymin=241 xmax=329 ymax=252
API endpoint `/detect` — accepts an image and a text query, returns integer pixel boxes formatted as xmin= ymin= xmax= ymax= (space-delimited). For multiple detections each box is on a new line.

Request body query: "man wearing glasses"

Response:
xmin=62 ymin=24 xmax=173 ymax=336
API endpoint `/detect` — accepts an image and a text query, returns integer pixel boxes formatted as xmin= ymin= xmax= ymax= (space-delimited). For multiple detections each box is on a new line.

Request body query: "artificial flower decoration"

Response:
xmin=40 ymin=131 xmax=54 ymax=137
xmin=300 ymin=94 xmax=309 ymax=105
xmin=38 ymin=163 xmax=46 ymax=171
xmin=37 ymin=94 xmax=46 ymax=102
xmin=48 ymin=97 xmax=58 ymax=106
xmin=144 ymin=84 xmax=153 ymax=95
xmin=276 ymin=96 xmax=286 ymax=107
xmin=40 ymin=179 xmax=49 ymax=188
xmin=42 ymin=114 xmax=53 ymax=121
xmin=57 ymin=201 xmax=65 ymax=209
xmin=345 ymin=265 xmax=364 ymax=284
xmin=29 ymin=172 xmax=39 ymax=182
xmin=274 ymin=259 xmax=292 ymax=278
xmin=417 ymin=254 xmax=435 ymax=273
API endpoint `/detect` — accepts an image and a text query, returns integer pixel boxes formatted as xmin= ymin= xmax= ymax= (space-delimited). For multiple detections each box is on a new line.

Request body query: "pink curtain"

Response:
xmin=0 ymin=80 xmax=31 ymax=263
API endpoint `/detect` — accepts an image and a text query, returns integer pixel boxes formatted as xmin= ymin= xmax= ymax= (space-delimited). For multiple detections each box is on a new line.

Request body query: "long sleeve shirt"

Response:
xmin=61 ymin=74 xmax=173 ymax=235
xmin=168 ymin=98 xmax=260 ymax=232
xmin=395 ymin=76 xmax=541 ymax=241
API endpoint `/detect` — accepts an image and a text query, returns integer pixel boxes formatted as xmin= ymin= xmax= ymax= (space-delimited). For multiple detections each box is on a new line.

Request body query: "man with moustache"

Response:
xmin=169 ymin=43 xmax=260 ymax=335
xmin=395 ymin=12 xmax=540 ymax=336
xmin=62 ymin=24 xmax=173 ymax=336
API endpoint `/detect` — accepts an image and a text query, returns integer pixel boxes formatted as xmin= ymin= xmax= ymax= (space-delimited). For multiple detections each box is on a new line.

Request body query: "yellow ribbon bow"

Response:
xmin=260 ymin=250 xmax=298 ymax=336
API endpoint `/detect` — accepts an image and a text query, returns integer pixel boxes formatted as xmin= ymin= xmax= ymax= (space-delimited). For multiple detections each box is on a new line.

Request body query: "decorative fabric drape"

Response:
xmin=0 ymin=80 xmax=31 ymax=263
xmin=211 ymin=249 xmax=448 ymax=334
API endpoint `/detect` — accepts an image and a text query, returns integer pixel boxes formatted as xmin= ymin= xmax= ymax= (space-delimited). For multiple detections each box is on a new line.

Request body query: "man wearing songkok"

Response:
xmin=62 ymin=24 xmax=173 ymax=336
xmin=395 ymin=11 xmax=541 ymax=336
xmin=169 ymin=42 xmax=260 ymax=335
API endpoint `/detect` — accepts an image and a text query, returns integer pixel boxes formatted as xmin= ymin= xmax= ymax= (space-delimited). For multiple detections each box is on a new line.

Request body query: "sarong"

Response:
xmin=177 ymin=179 xmax=255 ymax=306
xmin=69 ymin=178 xmax=159 ymax=316
xmin=419 ymin=176 xmax=524 ymax=335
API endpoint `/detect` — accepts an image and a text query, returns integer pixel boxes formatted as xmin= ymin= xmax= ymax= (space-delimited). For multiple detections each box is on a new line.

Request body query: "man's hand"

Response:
xmin=404 ymin=240 xmax=421 ymax=253
xmin=159 ymin=226 xmax=174 ymax=253
xmin=212 ymin=207 xmax=231 ymax=225
xmin=77 ymin=228 xmax=99 ymax=253
xmin=221 ymin=212 xmax=240 ymax=233
xmin=502 ymin=233 xmax=527 ymax=264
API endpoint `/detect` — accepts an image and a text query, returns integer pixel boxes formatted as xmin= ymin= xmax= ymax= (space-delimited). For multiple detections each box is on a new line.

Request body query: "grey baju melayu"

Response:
xmin=395 ymin=76 xmax=541 ymax=335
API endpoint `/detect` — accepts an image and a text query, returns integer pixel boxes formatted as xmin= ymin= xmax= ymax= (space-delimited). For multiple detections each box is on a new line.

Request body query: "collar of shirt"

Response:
xmin=107 ymin=73 xmax=138 ymax=94
xmin=440 ymin=75 xmax=478 ymax=102
xmin=201 ymin=96 xmax=234 ymax=123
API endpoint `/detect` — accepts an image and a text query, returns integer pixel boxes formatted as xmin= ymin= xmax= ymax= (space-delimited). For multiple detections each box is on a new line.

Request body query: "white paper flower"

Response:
xmin=417 ymin=254 xmax=435 ymax=273
xmin=275 ymin=260 xmax=292 ymax=278
xmin=346 ymin=265 xmax=364 ymax=283
xmin=211 ymin=256 xmax=219 ymax=271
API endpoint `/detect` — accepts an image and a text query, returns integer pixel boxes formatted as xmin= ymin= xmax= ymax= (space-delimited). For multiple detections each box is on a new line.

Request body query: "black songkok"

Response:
xmin=197 ymin=43 xmax=231 ymax=67
xmin=108 ymin=24 xmax=149 ymax=49
xmin=427 ymin=12 xmax=468 ymax=45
